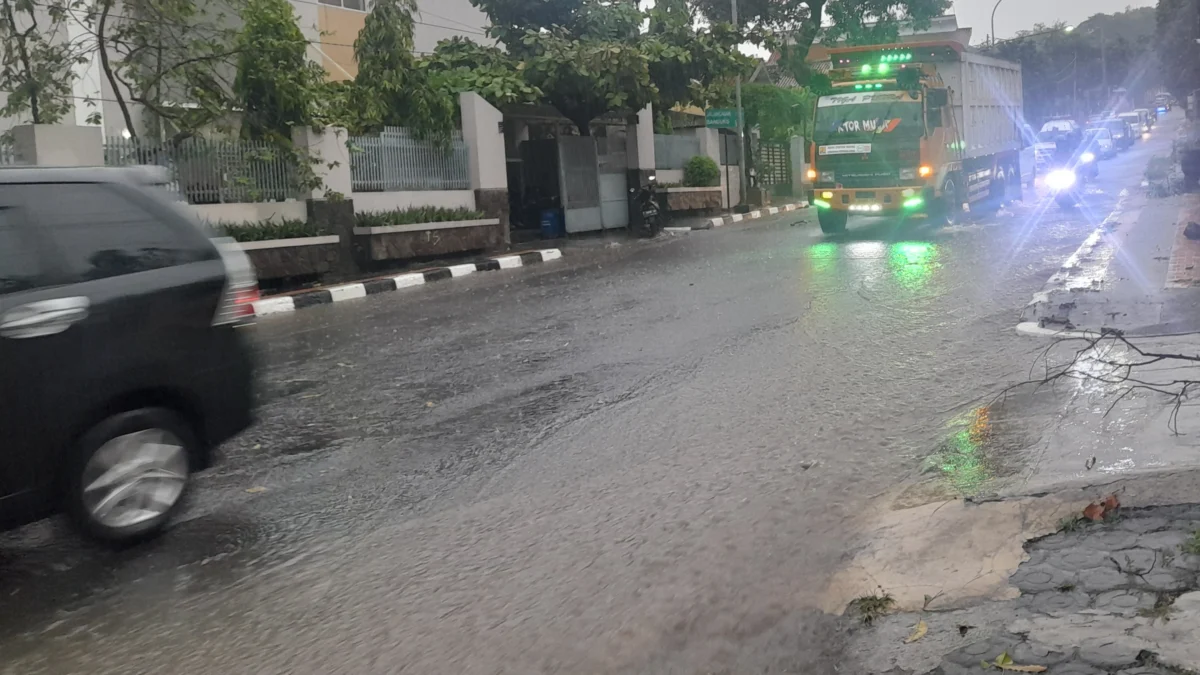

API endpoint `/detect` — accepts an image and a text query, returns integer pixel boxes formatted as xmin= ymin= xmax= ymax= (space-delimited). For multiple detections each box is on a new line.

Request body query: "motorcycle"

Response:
xmin=630 ymin=176 xmax=661 ymax=237
xmin=1045 ymin=150 xmax=1098 ymax=209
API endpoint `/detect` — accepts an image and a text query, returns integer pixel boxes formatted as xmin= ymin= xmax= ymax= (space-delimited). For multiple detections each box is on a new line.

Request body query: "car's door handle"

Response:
xmin=0 ymin=297 xmax=90 ymax=339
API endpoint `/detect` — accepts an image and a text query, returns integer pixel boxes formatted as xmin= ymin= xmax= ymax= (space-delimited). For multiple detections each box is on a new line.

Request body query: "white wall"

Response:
xmin=413 ymin=0 xmax=494 ymax=54
xmin=352 ymin=190 xmax=476 ymax=214
xmin=658 ymin=169 xmax=684 ymax=185
xmin=191 ymin=201 xmax=309 ymax=225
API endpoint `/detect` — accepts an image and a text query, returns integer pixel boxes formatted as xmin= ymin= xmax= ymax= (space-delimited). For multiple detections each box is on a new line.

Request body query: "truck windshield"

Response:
xmin=814 ymin=92 xmax=924 ymax=144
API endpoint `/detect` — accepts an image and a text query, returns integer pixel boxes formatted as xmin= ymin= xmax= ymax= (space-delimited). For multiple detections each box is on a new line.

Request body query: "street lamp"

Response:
xmin=991 ymin=0 xmax=1004 ymax=45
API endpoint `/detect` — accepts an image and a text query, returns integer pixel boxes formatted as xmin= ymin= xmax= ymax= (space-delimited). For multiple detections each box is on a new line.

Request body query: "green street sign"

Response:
xmin=705 ymin=108 xmax=739 ymax=129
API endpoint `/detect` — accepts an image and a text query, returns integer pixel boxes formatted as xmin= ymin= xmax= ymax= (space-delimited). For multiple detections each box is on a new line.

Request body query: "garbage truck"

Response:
xmin=807 ymin=40 xmax=1026 ymax=234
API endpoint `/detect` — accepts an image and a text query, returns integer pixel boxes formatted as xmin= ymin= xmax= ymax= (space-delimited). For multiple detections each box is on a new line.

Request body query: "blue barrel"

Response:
xmin=540 ymin=209 xmax=564 ymax=238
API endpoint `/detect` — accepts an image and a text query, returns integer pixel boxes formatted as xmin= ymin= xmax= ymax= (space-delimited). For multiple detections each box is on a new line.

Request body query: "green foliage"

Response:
xmin=356 ymin=206 xmax=487 ymax=228
xmin=986 ymin=14 xmax=1161 ymax=124
xmin=350 ymin=0 xmax=456 ymax=140
xmin=1182 ymin=529 xmax=1200 ymax=556
xmin=741 ymin=83 xmax=813 ymax=143
xmin=644 ymin=0 xmax=753 ymax=113
xmin=0 ymin=0 xmax=85 ymax=124
xmin=217 ymin=218 xmax=326 ymax=242
xmin=234 ymin=0 xmax=325 ymax=141
xmin=519 ymin=29 xmax=657 ymax=135
xmin=1157 ymin=0 xmax=1199 ymax=97
xmin=691 ymin=0 xmax=950 ymax=66
xmin=683 ymin=155 xmax=720 ymax=187
xmin=420 ymin=37 xmax=541 ymax=109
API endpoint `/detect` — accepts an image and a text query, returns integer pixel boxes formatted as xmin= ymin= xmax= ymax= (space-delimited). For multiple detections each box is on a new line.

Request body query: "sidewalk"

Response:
xmin=838 ymin=472 xmax=1200 ymax=674
xmin=1021 ymin=189 xmax=1200 ymax=336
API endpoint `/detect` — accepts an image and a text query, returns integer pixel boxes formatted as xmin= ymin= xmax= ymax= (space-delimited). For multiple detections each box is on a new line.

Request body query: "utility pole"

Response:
xmin=990 ymin=0 xmax=1005 ymax=46
xmin=732 ymin=0 xmax=747 ymax=207
xmin=1100 ymin=23 xmax=1108 ymax=103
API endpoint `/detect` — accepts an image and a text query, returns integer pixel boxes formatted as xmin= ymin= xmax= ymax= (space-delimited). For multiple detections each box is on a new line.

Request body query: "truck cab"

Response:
xmin=807 ymin=41 xmax=1024 ymax=234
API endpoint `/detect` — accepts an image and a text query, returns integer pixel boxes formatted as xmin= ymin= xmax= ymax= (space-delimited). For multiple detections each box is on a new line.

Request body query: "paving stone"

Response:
xmin=1078 ymin=638 xmax=1143 ymax=669
xmin=1112 ymin=548 xmax=1162 ymax=574
xmin=1023 ymin=548 xmax=1053 ymax=567
xmin=1032 ymin=531 xmax=1089 ymax=552
xmin=1139 ymin=569 xmax=1191 ymax=592
xmin=1011 ymin=564 xmax=1073 ymax=592
xmin=932 ymin=663 xmax=976 ymax=675
xmin=1174 ymin=553 xmax=1200 ymax=571
xmin=1117 ymin=517 xmax=1171 ymax=534
xmin=1017 ymin=589 xmax=1093 ymax=615
xmin=1115 ymin=666 xmax=1176 ymax=675
xmin=1078 ymin=566 xmax=1129 ymax=593
xmin=1092 ymin=589 xmax=1156 ymax=615
xmin=1136 ymin=530 xmax=1190 ymax=552
xmin=1010 ymin=640 xmax=1072 ymax=666
xmin=1083 ymin=529 xmax=1141 ymax=552
xmin=1049 ymin=546 xmax=1115 ymax=573
xmin=943 ymin=634 xmax=1021 ymax=668
xmin=1047 ymin=660 xmax=1108 ymax=675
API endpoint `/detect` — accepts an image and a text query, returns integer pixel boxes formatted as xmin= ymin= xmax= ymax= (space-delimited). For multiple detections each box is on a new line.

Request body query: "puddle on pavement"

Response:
xmin=895 ymin=404 xmax=1036 ymax=508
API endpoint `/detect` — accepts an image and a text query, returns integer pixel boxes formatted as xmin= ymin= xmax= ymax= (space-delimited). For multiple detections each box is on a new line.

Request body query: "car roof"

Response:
xmin=0 ymin=165 xmax=170 ymax=185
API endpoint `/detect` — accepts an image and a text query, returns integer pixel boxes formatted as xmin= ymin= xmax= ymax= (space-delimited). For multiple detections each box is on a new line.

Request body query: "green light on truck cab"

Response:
xmin=812 ymin=198 xmax=831 ymax=209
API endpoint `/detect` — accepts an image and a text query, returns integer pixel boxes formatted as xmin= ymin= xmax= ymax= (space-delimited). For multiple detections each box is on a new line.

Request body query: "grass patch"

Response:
xmin=355 ymin=206 xmax=485 ymax=229
xmin=216 ymin=218 xmax=325 ymax=242
xmin=848 ymin=591 xmax=895 ymax=625
xmin=1058 ymin=516 xmax=1083 ymax=533
xmin=1137 ymin=592 xmax=1181 ymax=625
xmin=1181 ymin=529 xmax=1200 ymax=555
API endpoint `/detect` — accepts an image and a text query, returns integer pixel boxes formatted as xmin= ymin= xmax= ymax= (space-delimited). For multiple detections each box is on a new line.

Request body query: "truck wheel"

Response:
xmin=817 ymin=209 xmax=848 ymax=234
xmin=930 ymin=178 xmax=960 ymax=226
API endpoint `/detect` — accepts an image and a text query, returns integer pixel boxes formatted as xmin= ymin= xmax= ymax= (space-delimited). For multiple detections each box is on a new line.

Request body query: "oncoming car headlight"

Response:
xmin=1080 ymin=152 xmax=1095 ymax=163
xmin=1045 ymin=168 xmax=1076 ymax=191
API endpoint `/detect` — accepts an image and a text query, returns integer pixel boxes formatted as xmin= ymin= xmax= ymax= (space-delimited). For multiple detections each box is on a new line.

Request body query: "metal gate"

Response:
xmin=557 ymin=136 xmax=602 ymax=233
xmin=756 ymin=141 xmax=791 ymax=189
xmin=597 ymin=129 xmax=628 ymax=230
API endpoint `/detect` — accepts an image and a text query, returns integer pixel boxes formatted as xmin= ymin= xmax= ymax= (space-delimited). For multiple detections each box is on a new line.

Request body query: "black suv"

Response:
xmin=0 ymin=167 xmax=257 ymax=544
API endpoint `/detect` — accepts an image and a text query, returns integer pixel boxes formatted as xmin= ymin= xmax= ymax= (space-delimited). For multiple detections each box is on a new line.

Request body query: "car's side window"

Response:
xmin=20 ymin=183 xmax=197 ymax=282
xmin=0 ymin=209 xmax=43 ymax=296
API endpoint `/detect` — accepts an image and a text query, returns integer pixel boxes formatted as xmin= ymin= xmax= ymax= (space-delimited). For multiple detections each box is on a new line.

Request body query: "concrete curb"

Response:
xmin=251 ymin=249 xmax=563 ymax=318
xmin=674 ymin=201 xmax=809 ymax=231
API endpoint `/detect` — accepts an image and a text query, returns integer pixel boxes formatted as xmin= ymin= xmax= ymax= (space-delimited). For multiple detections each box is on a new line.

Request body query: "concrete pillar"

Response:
xmin=459 ymin=91 xmax=509 ymax=243
xmin=626 ymin=104 xmax=656 ymax=172
xmin=291 ymin=126 xmax=352 ymax=200
xmin=11 ymin=124 xmax=103 ymax=166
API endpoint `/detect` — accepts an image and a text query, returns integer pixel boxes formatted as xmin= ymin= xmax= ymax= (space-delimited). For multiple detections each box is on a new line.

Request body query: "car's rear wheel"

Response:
xmin=65 ymin=408 xmax=194 ymax=545
xmin=930 ymin=177 xmax=960 ymax=226
xmin=817 ymin=209 xmax=848 ymax=234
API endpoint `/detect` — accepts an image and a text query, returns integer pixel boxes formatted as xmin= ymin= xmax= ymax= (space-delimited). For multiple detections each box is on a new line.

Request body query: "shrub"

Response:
xmin=216 ymin=218 xmax=325 ymax=242
xmin=356 ymin=206 xmax=486 ymax=228
xmin=683 ymin=155 xmax=720 ymax=187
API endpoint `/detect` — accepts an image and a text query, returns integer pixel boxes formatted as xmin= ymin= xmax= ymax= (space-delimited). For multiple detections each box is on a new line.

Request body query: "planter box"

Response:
xmin=238 ymin=235 xmax=341 ymax=280
xmin=353 ymin=218 xmax=504 ymax=262
xmin=660 ymin=187 xmax=722 ymax=212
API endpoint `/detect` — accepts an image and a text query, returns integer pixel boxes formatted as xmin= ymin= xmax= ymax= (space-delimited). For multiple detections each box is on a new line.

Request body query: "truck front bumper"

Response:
xmin=807 ymin=186 xmax=933 ymax=214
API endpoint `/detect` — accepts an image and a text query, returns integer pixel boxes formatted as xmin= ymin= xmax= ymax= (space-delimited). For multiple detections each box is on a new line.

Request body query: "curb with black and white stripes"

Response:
xmin=662 ymin=202 xmax=810 ymax=234
xmin=251 ymin=249 xmax=562 ymax=318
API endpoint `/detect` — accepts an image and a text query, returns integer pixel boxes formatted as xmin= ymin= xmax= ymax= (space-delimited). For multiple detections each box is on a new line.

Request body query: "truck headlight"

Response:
xmin=899 ymin=168 xmax=917 ymax=180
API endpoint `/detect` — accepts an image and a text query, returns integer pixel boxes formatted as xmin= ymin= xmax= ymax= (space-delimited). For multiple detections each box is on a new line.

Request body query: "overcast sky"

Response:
xmin=951 ymin=0 xmax=1156 ymax=43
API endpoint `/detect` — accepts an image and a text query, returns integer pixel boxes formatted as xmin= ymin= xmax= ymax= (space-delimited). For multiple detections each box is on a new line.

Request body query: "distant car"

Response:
xmin=1039 ymin=119 xmax=1079 ymax=135
xmin=1137 ymin=107 xmax=1156 ymax=127
xmin=1083 ymin=127 xmax=1115 ymax=159
xmin=1089 ymin=119 xmax=1134 ymax=151
xmin=0 ymin=167 xmax=257 ymax=544
xmin=1118 ymin=111 xmax=1148 ymax=136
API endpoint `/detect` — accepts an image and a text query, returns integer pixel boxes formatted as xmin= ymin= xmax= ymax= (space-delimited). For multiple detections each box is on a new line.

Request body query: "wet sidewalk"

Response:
xmin=847 ymin=501 xmax=1200 ymax=674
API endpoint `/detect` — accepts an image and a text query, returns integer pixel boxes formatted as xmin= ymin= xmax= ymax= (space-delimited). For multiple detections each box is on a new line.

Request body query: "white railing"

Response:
xmin=349 ymin=127 xmax=471 ymax=192
xmin=104 ymin=137 xmax=299 ymax=204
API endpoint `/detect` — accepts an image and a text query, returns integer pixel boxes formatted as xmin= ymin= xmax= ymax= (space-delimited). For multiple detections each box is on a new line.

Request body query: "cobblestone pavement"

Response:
xmin=922 ymin=505 xmax=1200 ymax=675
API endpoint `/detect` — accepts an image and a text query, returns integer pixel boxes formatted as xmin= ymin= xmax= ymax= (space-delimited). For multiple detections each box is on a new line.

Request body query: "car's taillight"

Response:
xmin=211 ymin=237 xmax=259 ymax=325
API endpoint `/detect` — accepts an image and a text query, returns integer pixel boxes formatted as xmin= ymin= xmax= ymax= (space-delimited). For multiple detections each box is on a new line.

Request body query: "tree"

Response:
xmin=740 ymin=83 xmax=812 ymax=143
xmin=692 ymin=0 xmax=951 ymax=71
xmin=84 ymin=0 xmax=243 ymax=141
xmin=349 ymin=0 xmax=456 ymax=138
xmin=0 ymin=0 xmax=85 ymax=124
xmin=419 ymin=37 xmax=541 ymax=109
xmin=1156 ymin=0 xmax=1199 ymax=97
xmin=466 ymin=0 xmax=749 ymax=134
xmin=234 ymin=0 xmax=325 ymax=141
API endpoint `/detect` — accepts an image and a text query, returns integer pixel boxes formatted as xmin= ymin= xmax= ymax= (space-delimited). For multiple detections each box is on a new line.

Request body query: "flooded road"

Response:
xmin=0 ymin=129 xmax=1177 ymax=674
